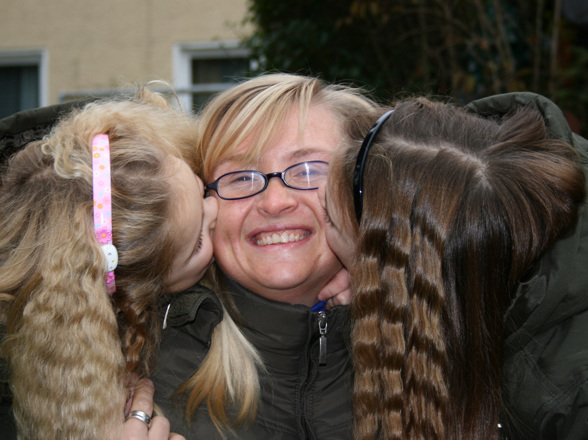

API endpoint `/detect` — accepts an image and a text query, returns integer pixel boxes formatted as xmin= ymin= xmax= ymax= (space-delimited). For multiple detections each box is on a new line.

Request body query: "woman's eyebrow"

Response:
xmin=216 ymin=147 xmax=328 ymax=171
xmin=287 ymin=147 xmax=330 ymax=162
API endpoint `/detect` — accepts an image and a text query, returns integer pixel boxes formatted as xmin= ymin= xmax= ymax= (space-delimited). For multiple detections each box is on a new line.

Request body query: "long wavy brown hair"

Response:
xmin=329 ymin=97 xmax=586 ymax=440
xmin=0 ymin=88 xmax=199 ymax=440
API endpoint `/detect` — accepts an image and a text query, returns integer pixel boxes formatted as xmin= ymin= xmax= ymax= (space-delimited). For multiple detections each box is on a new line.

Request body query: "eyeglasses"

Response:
xmin=206 ymin=160 xmax=329 ymax=200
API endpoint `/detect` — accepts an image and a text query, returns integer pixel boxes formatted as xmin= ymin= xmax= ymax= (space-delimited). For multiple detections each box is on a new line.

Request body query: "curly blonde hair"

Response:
xmin=329 ymin=98 xmax=586 ymax=440
xmin=0 ymin=88 xmax=199 ymax=440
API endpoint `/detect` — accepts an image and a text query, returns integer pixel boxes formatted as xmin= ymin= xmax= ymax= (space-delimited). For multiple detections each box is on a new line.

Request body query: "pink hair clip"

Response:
xmin=92 ymin=134 xmax=118 ymax=294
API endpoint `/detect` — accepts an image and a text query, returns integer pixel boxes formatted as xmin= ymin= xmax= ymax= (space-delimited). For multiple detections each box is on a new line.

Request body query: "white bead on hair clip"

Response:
xmin=101 ymin=244 xmax=118 ymax=272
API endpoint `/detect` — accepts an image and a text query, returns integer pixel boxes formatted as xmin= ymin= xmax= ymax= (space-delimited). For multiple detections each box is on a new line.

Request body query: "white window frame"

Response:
xmin=173 ymin=40 xmax=251 ymax=112
xmin=0 ymin=49 xmax=48 ymax=108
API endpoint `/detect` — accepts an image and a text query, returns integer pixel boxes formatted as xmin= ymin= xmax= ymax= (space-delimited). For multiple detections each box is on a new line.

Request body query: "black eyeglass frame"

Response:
xmin=352 ymin=109 xmax=395 ymax=222
xmin=206 ymin=160 xmax=329 ymax=200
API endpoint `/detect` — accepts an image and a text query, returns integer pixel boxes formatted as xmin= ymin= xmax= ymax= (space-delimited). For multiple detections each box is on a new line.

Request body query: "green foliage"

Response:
xmin=243 ymin=0 xmax=587 ymax=133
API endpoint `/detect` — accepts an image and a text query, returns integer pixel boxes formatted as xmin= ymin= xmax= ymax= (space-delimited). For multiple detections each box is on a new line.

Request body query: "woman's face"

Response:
xmin=164 ymin=156 xmax=218 ymax=293
xmin=207 ymin=104 xmax=344 ymax=307
xmin=319 ymin=182 xmax=356 ymax=270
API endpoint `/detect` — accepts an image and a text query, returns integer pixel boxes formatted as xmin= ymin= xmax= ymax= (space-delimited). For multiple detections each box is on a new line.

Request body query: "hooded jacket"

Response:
xmin=466 ymin=93 xmax=588 ymax=439
xmin=152 ymin=277 xmax=354 ymax=440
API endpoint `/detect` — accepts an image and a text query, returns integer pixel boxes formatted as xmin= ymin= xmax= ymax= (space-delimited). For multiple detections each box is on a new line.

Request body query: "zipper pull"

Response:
xmin=162 ymin=303 xmax=171 ymax=329
xmin=318 ymin=311 xmax=328 ymax=366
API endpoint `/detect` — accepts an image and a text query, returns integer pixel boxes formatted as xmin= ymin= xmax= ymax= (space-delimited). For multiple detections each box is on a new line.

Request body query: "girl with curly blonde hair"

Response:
xmin=0 ymin=87 xmax=259 ymax=440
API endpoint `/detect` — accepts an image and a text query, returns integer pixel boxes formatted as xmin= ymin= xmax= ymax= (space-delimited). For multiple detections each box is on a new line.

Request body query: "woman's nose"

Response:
xmin=256 ymin=177 xmax=298 ymax=215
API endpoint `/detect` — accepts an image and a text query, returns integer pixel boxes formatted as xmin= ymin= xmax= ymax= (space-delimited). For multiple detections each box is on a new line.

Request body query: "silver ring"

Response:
xmin=126 ymin=409 xmax=152 ymax=425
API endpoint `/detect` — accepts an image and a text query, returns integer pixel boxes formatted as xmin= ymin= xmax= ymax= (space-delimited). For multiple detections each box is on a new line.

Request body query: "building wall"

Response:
xmin=0 ymin=0 xmax=250 ymax=105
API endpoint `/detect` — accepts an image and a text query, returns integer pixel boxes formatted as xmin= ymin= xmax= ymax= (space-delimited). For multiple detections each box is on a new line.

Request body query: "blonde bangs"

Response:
xmin=199 ymin=74 xmax=321 ymax=179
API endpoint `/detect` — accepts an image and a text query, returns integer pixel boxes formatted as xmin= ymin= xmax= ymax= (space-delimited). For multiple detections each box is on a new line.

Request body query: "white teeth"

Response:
xmin=255 ymin=231 xmax=308 ymax=246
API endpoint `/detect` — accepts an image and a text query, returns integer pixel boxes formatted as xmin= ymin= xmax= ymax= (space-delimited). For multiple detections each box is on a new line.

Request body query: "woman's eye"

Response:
xmin=229 ymin=175 xmax=254 ymax=184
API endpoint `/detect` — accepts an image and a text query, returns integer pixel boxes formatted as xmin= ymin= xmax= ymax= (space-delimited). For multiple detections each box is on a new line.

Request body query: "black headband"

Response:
xmin=352 ymin=109 xmax=395 ymax=222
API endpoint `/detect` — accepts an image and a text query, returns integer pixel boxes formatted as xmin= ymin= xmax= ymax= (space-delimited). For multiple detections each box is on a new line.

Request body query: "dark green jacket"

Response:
xmin=152 ymin=277 xmax=353 ymax=440
xmin=466 ymin=93 xmax=588 ymax=439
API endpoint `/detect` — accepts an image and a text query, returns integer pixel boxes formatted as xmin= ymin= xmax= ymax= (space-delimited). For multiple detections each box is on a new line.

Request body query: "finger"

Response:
xmin=147 ymin=415 xmax=172 ymax=440
xmin=124 ymin=379 xmax=155 ymax=433
xmin=316 ymin=269 xmax=343 ymax=300
xmin=129 ymin=379 xmax=155 ymax=416
xmin=123 ymin=373 xmax=139 ymax=416
xmin=168 ymin=434 xmax=186 ymax=440
xmin=328 ymin=289 xmax=352 ymax=308
xmin=317 ymin=269 xmax=350 ymax=301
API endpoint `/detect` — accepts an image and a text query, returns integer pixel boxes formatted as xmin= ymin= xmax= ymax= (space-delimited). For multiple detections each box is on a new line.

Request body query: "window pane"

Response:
xmin=193 ymin=92 xmax=214 ymax=109
xmin=191 ymin=58 xmax=249 ymax=84
xmin=190 ymin=57 xmax=249 ymax=112
xmin=0 ymin=65 xmax=39 ymax=118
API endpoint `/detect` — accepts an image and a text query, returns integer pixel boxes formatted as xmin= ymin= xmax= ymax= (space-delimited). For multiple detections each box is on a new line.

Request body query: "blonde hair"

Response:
xmin=176 ymin=303 xmax=263 ymax=436
xmin=0 ymin=88 xmax=199 ymax=440
xmin=197 ymin=72 xmax=378 ymax=180
xmin=176 ymin=73 xmax=378 ymax=434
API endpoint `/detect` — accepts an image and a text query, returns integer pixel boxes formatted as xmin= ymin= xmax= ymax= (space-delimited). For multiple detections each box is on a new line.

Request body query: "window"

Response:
xmin=191 ymin=57 xmax=250 ymax=109
xmin=0 ymin=51 xmax=46 ymax=119
xmin=174 ymin=41 xmax=251 ymax=113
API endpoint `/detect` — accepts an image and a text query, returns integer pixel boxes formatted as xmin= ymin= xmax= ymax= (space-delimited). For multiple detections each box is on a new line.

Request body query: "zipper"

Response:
xmin=299 ymin=310 xmax=329 ymax=438
xmin=318 ymin=311 xmax=328 ymax=366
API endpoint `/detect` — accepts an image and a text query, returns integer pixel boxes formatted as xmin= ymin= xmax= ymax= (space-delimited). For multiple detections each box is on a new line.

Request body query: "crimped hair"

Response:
xmin=177 ymin=72 xmax=378 ymax=432
xmin=328 ymin=98 xmax=586 ymax=440
xmin=0 ymin=87 xmax=199 ymax=440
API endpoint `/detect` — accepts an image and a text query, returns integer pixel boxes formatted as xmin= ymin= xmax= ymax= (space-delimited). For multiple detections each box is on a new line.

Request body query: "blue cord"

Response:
xmin=311 ymin=300 xmax=327 ymax=312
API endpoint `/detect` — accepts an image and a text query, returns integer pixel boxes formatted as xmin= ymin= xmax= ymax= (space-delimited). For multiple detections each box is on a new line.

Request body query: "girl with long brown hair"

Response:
xmin=322 ymin=96 xmax=587 ymax=439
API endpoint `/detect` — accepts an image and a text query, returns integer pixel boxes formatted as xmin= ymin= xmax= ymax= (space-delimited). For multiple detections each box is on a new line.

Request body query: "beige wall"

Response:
xmin=0 ymin=0 xmax=250 ymax=105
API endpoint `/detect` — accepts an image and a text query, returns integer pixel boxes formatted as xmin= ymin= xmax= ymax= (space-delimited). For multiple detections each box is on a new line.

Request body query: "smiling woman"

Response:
xmin=151 ymin=73 xmax=380 ymax=440
xmin=205 ymin=102 xmax=344 ymax=307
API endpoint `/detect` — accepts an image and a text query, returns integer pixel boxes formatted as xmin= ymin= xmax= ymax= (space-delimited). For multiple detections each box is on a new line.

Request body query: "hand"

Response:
xmin=317 ymin=268 xmax=352 ymax=309
xmin=122 ymin=379 xmax=185 ymax=440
